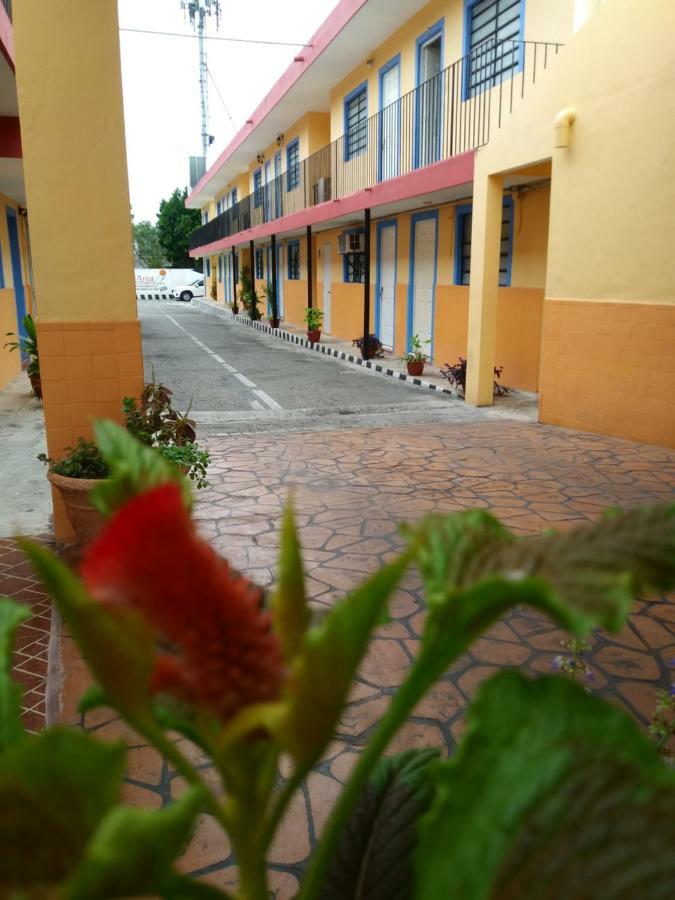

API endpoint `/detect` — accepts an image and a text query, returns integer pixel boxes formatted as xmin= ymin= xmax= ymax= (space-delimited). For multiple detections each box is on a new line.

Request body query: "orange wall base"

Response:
xmin=37 ymin=319 xmax=144 ymax=540
xmin=539 ymin=300 xmax=675 ymax=448
xmin=0 ymin=288 xmax=21 ymax=389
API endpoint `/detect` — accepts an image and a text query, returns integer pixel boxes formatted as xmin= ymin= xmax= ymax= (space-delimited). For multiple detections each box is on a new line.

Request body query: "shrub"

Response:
xmin=441 ymin=356 xmax=507 ymax=396
xmin=352 ymin=333 xmax=384 ymax=359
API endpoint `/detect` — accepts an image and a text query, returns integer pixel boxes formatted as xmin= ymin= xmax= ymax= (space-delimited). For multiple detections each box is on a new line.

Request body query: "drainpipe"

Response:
xmin=306 ymin=225 xmax=313 ymax=310
xmin=362 ymin=208 xmax=371 ymax=359
xmin=554 ymin=107 xmax=576 ymax=148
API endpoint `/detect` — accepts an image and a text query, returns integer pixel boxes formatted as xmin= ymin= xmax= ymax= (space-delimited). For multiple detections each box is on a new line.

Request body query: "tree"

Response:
xmin=132 ymin=220 xmax=167 ymax=268
xmin=156 ymin=187 xmax=202 ymax=269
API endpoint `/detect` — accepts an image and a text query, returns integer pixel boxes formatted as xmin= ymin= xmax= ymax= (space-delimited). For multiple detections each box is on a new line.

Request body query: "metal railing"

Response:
xmin=190 ymin=38 xmax=562 ymax=251
xmin=1 ymin=0 xmax=11 ymax=21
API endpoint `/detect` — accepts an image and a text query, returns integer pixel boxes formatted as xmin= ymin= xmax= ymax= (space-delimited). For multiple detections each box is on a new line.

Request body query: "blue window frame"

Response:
xmin=287 ymin=241 xmax=300 ymax=280
xmin=343 ymin=82 xmax=368 ymax=161
xmin=255 ymin=248 xmax=264 ymax=279
xmin=206 ymin=258 xmax=211 ymax=277
xmin=217 ymin=256 xmax=222 ymax=283
xmin=454 ymin=196 xmax=513 ymax=286
xmin=463 ymin=0 xmax=525 ymax=99
xmin=253 ymin=169 xmax=262 ymax=208
xmin=231 ymin=188 xmax=238 ymax=206
xmin=342 ymin=228 xmax=366 ymax=283
xmin=286 ymin=139 xmax=300 ymax=191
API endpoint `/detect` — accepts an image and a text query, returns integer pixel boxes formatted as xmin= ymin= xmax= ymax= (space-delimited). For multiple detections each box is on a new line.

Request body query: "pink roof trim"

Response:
xmin=187 ymin=0 xmax=368 ymax=204
xmin=0 ymin=3 xmax=14 ymax=71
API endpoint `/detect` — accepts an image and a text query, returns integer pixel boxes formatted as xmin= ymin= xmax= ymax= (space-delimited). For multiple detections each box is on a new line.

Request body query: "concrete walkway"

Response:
xmin=0 ymin=373 xmax=51 ymax=537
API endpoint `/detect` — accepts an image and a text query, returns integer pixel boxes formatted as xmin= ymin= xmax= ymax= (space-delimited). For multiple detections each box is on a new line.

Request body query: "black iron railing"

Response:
xmin=1 ymin=0 xmax=11 ymax=21
xmin=190 ymin=38 xmax=562 ymax=251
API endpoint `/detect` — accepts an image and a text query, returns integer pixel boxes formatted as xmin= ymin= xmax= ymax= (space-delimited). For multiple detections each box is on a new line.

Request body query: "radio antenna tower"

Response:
xmin=181 ymin=1 xmax=221 ymax=158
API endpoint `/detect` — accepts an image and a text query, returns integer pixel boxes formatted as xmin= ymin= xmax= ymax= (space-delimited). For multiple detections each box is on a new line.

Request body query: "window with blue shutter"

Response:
xmin=287 ymin=242 xmax=300 ymax=280
xmin=253 ymin=169 xmax=262 ymax=208
xmin=344 ymin=83 xmax=368 ymax=161
xmin=465 ymin=0 xmax=523 ymax=97
xmin=286 ymin=140 xmax=300 ymax=191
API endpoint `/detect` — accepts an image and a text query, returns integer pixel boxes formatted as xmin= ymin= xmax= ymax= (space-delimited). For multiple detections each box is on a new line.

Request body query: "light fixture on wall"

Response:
xmin=256 ymin=153 xmax=265 ymax=164
xmin=276 ymin=134 xmax=284 ymax=146
xmin=366 ymin=56 xmax=375 ymax=67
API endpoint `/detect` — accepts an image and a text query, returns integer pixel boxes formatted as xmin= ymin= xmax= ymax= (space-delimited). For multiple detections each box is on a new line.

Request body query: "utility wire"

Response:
xmin=206 ymin=65 xmax=238 ymax=136
xmin=119 ymin=27 xmax=311 ymax=48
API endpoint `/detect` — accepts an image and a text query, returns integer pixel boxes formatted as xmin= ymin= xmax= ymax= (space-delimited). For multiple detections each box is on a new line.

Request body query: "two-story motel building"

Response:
xmin=187 ymin=0 xmax=675 ymax=449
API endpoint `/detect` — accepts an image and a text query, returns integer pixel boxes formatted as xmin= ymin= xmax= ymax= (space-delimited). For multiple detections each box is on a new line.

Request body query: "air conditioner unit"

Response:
xmin=338 ymin=231 xmax=365 ymax=254
xmin=313 ymin=177 xmax=331 ymax=204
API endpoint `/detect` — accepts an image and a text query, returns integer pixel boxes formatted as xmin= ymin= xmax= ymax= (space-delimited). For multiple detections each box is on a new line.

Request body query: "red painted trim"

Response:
xmin=190 ymin=152 xmax=475 ymax=257
xmin=0 ymin=4 xmax=13 ymax=71
xmin=0 ymin=116 xmax=21 ymax=158
xmin=187 ymin=0 xmax=368 ymax=204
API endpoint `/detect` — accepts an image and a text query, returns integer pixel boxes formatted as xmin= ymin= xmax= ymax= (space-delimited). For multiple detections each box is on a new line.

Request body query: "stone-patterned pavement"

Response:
xmin=27 ymin=421 xmax=675 ymax=894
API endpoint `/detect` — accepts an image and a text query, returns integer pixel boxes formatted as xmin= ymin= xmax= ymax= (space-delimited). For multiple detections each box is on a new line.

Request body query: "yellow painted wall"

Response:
xmin=316 ymin=226 xmax=375 ymax=342
xmin=469 ymin=0 xmax=675 ymax=445
xmin=329 ymin=0 xmax=574 ymax=139
xmin=0 ymin=290 xmax=21 ymax=388
xmin=246 ymin=112 xmax=331 ymax=194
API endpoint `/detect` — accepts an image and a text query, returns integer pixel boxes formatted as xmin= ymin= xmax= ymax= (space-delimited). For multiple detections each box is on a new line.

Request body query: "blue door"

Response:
xmin=6 ymin=207 xmax=27 ymax=341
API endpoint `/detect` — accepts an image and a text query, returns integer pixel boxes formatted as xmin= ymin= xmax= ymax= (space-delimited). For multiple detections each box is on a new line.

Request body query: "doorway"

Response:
xmin=6 ymin=208 xmax=27 ymax=341
xmin=416 ymin=24 xmax=443 ymax=167
xmin=276 ymin=243 xmax=284 ymax=318
xmin=408 ymin=211 xmax=437 ymax=353
xmin=379 ymin=58 xmax=400 ymax=181
xmin=322 ymin=241 xmax=332 ymax=333
xmin=376 ymin=222 xmax=396 ymax=349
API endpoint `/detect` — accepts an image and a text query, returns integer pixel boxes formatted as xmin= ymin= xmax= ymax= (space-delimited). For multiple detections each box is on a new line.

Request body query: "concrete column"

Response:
xmin=465 ymin=173 xmax=503 ymax=407
xmin=14 ymin=0 xmax=142 ymax=539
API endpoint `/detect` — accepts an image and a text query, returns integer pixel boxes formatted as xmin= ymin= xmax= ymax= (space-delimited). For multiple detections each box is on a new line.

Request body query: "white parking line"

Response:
xmin=164 ymin=313 xmax=283 ymax=411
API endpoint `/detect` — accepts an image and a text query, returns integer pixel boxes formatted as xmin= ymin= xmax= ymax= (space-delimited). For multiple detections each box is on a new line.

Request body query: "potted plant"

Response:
xmin=404 ymin=333 xmax=431 ymax=376
xmin=304 ymin=307 xmax=324 ymax=343
xmin=4 ymin=313 xmax=41 ymax=399
xmin=39 ymin=438 xmax=111 ymax=543
xmin=240 ymin=266 xmax=261 ymax=321
xmin=352 ymin=333 xmax=384 ymax=361
xmin=264 ymin=284 xmax=280 ymax=329
xmin=41 ymin=378 xmax=211 ymax=543
xmin=440 ymin=356 xmax=508 ymax=397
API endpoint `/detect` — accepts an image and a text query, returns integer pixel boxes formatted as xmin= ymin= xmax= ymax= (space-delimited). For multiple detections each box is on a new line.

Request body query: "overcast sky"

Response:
xmin=119 ymin=0 xmax=338 ymax=222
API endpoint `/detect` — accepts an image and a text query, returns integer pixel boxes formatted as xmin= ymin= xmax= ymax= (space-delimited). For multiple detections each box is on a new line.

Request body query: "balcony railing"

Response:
xmin=190 ymin=39 xmax=562 ymax=251
xmin=1 ymin=0 xmax=11 ymax=21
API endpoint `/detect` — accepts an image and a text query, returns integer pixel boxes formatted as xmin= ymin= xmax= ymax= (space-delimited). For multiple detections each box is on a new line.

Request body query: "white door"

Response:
xmin=411 ymin=217 xmax=436 ymax=348
xmin=380 ymin=64 xmax=400 ymax=181
xmin=322 ymin=242 xmax=332 ymax=332
xmin=378 ymin=225 xmax=396 ymax=349
xmin=276 ymin=244 xmax=284 ymax=317
xmin=225 ymin=255 xmax=231 ymax=301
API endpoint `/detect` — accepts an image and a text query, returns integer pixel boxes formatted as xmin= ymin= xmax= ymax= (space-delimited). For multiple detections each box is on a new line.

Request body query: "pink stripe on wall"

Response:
xmin=0 ymin=3 xmax=13 ymax=71
xmin=187 ymin=0 xmax=368 ymax=203
xmin=190 ymin=151 xmax=475 ymax=257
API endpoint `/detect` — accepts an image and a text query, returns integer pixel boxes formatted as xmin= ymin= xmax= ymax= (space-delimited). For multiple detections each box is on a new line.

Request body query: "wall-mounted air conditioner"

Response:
xmin=338 ymin=231 xmax=365 ymax=254
xmin=313 ymin=177 xmax=331 ymax=204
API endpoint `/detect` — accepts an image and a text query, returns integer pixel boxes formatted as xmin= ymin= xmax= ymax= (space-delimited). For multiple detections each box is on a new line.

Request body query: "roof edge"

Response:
xmin=186 ymin=0 xmax=367 ymax=208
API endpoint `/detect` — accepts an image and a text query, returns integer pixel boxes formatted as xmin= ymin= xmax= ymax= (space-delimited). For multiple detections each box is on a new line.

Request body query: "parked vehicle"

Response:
xmin=170 ymin=279 xmax=205 ymax=302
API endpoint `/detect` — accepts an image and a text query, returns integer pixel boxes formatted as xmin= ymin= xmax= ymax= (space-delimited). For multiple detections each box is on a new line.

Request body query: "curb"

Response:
xmin=192 ymin=298 xmax=456 ymax=398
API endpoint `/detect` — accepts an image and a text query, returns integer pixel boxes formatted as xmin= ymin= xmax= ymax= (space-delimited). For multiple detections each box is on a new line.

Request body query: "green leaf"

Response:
xmin=415 ymin=672 xmax=675 ymax=900
xmin=0 ymin=728 xmax=125 ymax=888
xmin=320 ymin=749 xmax=439 ymax=900
xmin=0 ymin=598 xmax=30 ymax=750
xmin=91 ymin=419 xmax=191 ymax=517
xmin=270 ymin=502 xmax=310 ymax=662
xmin=20 ymin=540 xmax=156 ymax=728
xmin=279 ymin=554 xmax=409 ymax=769
xmin=65 ymin=786 xmax=206 ymax=899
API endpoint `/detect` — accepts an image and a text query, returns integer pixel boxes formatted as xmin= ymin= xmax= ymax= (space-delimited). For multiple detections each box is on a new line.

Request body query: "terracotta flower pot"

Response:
xmin=29 ymin=372 xmax=42 ymax=400
xmin=307 ymin=329 xmax=322 ymax=343
xmin=406 ymin=360 xmax=425 ymax=377
xmin=270 ymin=318 xmax=281 ymax=329
xmin=47 ymin=470 xmax=107 ymax=544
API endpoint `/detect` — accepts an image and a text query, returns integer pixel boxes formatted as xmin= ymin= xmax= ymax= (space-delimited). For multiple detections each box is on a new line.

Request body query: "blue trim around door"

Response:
xmin=414 ymin=18 xmax=445 ymax=170
xmin=377 ymin=54 xmax=401 ymax=183
xmin=375 ymin=219 xmax=398 ymax=346
xmin=453 ymin=195 xmax=514 ymax=286
xmin=6 ymin=207 xmax=26 ymax=341
xmin=406 ymin=209 xmax=439 ymax=356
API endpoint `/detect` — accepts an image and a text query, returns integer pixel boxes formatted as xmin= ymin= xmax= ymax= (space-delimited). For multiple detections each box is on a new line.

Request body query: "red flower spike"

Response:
xmin=81 ymin=483 xmax=284 ymax=721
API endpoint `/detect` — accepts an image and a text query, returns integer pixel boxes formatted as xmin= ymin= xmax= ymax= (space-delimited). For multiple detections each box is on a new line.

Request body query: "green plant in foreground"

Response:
xmin=404 ymin=333 xmax=430 ymax=365
xmin=2 ymin=421 xmax=675 ymax=899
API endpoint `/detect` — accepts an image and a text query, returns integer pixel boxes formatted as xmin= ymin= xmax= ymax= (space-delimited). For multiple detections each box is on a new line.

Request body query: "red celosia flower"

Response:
xmin=81 ymin=483 xmax=284 ymax=721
